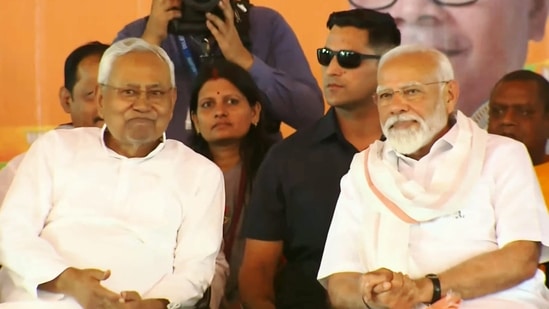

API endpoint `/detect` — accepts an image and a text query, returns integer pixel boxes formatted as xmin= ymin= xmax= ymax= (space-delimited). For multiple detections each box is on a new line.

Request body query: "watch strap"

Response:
xmin=425 ymin=273 xmax=441 ymax=304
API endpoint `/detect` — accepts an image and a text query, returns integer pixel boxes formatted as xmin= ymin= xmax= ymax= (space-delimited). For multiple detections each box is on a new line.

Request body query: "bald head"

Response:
xmin=378 ymin=44 xmax=454 ymax=85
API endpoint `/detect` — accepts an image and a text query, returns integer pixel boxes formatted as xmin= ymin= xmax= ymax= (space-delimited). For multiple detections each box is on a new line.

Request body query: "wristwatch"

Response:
xmin=425 ymin=273 xmax=441 ymax=304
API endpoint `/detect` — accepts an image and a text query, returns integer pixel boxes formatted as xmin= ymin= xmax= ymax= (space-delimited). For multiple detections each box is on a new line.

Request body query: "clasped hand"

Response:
xmin=64 ymin=268 xmax=166 ymax=309
xmin=360 ymin=268 xmax=419 ymax=309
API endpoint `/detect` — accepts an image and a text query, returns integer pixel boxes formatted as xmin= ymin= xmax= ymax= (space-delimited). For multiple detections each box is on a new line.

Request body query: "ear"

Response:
xmin=528 ymin=0 xmax=548 ymax=40
xmin=444 ymin=80 xmax=460 ymax=115
xmin=190 ymin=112 xmax=201 ymax=134
xmin=96 ymin=85 xmax=105 ymax=120
xmin=59 ymin=86 xmax=72 ymax=114
xmin=251 ymin=102 xmax=262 ymax=125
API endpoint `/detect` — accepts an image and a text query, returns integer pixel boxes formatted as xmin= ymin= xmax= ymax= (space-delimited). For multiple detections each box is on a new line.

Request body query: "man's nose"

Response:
xmin=390 ymin=0 xmax=445 ymax=27
xmin=387 ymin=91 xmax=411 ymax=115
xmin=324 ymin=56 xmax=344 ymax=77
xmin=132 ymin=94 xmax=153 ymax=111
xmin=501 ymin=109 xmax=517 ymax=125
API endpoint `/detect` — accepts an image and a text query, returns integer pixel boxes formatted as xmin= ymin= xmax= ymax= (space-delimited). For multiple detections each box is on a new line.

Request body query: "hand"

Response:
xmin=360 ymin=268 xmax=394 ymax=303
xmin=143 ymin=0 xmax=182 ymax=45
xmin=61 ymin=268 xmax=121 ymax=309
xmin=206 ymin=0 xmax=254 ymax=69
xmin=372 ymin=273 xmax=419 ymax=309
xmin=118 ymin=292 xmax=169 ymax=309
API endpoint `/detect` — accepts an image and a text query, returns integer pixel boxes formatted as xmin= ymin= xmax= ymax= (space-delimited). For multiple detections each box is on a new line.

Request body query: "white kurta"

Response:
xmin=0 ymin=127 xmax=225 ymax=308
xmin=318 ymin=127 xmax=549 ymax=308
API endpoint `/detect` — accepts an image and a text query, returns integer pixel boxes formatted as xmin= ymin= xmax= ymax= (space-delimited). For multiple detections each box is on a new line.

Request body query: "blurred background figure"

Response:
xmin=0 ymin=41 xmax=109 ymax=205
xmin=349 ymin=0 xmax=548 ymax=127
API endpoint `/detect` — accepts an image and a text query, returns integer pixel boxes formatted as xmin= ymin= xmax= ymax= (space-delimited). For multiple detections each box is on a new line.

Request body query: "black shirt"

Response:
xmin=242 ymin=108 xmax=358 ymax=308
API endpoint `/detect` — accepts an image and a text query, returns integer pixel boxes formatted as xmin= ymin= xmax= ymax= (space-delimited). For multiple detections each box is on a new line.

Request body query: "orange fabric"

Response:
xmin=535 ymin=160 xmax=549 ymax=212
xmin=363 ymin=150 xmax=418 ymax=224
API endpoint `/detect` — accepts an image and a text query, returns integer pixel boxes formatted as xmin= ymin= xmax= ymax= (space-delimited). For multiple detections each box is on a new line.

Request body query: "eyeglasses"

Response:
xmin=100 ymin=84 xmax=172 ymax=103
xmin=349 ymin=0 xmax=477 ymax=10
xmin=317 ymin=47 xmax=381 ymax=69
xmin=373 ymin=81 xmax=450 ymax=106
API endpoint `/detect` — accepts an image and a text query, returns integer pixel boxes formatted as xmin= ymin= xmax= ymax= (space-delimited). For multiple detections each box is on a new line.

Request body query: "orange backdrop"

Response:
xmin=1 ymin=0 xmax=548 ymax=165
xmin=0 ymin=0 xmax=347 ymax=164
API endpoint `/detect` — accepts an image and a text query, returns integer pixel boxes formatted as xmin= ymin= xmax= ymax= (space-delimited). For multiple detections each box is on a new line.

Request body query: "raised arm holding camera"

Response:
xmin=116 ymin=0 xmax=324 ymax=144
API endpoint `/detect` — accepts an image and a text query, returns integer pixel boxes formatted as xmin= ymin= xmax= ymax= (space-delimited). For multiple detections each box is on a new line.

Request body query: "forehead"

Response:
xmin=199 ymin=78 xmax=242 ymax=95
xmin=378 ymin=53 xmax=438 ymax=86
xmin=491 ymin=80 xmax=541 ymax=106
xmin=75 ymin=55 xmax=100 ymax=79
xmin=109 ymin=51 xmax=171 ymax=84
xmin=325 ymin=26 xmax=374 ymax=54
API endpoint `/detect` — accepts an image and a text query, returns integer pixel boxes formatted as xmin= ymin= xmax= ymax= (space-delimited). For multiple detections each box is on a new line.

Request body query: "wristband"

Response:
xmin=425 ymin=273 xmax=442 ymax=304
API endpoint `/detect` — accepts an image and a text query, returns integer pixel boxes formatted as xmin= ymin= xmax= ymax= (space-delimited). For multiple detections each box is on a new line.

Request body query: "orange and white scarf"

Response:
xmin=350 ymin=111 xmax=488 ymax=278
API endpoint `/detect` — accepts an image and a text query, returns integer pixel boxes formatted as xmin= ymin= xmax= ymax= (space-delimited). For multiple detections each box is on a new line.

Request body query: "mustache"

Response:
xmin=384 ymin=113 xmax=422 ymax=130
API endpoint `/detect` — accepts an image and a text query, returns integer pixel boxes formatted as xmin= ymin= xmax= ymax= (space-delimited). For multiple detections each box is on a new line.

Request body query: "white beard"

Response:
xmin=382 ymin=103 xmax=448 ymax=155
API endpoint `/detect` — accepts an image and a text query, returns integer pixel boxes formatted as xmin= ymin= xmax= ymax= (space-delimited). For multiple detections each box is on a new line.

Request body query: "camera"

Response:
xmin=168 ymin=0 xmax=227 ymax=36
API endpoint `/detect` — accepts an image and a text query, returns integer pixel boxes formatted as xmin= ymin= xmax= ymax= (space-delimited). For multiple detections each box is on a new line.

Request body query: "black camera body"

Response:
xmin=168 ymin=0 xmax=228 ymax=36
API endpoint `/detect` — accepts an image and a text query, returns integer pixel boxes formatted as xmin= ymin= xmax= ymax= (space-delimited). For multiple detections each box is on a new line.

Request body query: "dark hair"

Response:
xmin=63 ymin=41 xmax=109 ymax=94
xmin=189 ymin=59 xmax=273 ymax=182
xmin=326 ymin=9 xmax=401 ymax=51
xmin=495 ymin=70 xmax=549 ymax=114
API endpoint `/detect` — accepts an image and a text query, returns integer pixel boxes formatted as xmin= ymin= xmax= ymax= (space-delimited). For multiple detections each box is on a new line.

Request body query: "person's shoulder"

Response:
xmin=268 ymin=121 xmax=324 ymax=155
xmin=249 ymin=5 xmax=283 ymax=18
xmin=37 ymin=127 xmax=100 ymax=145
xmin=116 ymin=17 xmax=148 ymax=38
xmin=163 ymin=139 xmax=221 ymax=174
xmin=485 ymin=133 xmax=528 ymax=156
xmin=249 ymin=5 xmax=287 ymax=25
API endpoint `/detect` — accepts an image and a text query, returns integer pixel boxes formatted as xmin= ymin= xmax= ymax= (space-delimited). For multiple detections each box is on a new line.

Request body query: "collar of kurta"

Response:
xmin=100 ymin=124 xmax=167 ymax=160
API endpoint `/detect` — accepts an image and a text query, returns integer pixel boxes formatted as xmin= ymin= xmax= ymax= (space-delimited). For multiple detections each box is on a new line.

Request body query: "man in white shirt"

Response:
xmin=0 ymin=41 xmax=109 ymax=205
xmin=0 ymin=38 xmax=224 ymax=309
xmin=318 ymin=45 xmax=549 ymax=308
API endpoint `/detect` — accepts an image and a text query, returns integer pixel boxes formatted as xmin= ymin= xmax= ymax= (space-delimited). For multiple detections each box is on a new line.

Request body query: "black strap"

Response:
xmin=426 ymin=274 xmax=442 ymax=304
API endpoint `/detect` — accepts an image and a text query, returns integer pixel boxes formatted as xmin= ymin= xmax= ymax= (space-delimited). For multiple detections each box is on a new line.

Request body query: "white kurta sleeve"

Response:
xmin=144 ymin=165 xmax=225 ymax=306
xmin=0 ymin=153 xmax=25 ymax=206
xmin=0 ymin=132 xmax=70 ymax=297
xmin=491 ymin=141 xmax=549 ymax=262
xmin=317 ymin=169 xmax=368 ymax=288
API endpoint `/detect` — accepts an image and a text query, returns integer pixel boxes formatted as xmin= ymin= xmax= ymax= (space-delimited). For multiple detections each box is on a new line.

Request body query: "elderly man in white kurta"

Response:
xmin=317 ymin=45 xmax=549 ymax=309
xmin=0 ymin=38 xmax=224 ymax=309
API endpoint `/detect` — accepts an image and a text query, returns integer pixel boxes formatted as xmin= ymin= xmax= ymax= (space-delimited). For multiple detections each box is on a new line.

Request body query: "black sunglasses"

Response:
xmin=317 ymin=47 xmax=381 ymax=69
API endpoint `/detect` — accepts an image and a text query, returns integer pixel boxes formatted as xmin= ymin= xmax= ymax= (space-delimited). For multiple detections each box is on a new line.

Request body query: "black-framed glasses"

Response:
xmin=317 ymin=47 xmax=381 ymax=69
xmin=349 ymin=0 xmax=477 ymax=10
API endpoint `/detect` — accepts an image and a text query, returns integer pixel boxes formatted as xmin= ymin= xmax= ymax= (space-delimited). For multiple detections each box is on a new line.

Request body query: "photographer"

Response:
xmin=115 ymin=0 xmax=324 ymax=144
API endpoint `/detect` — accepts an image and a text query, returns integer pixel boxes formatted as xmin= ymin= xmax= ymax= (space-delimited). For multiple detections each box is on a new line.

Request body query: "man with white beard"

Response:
xmin=317 ymin=45 xmax=549 ymax=309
